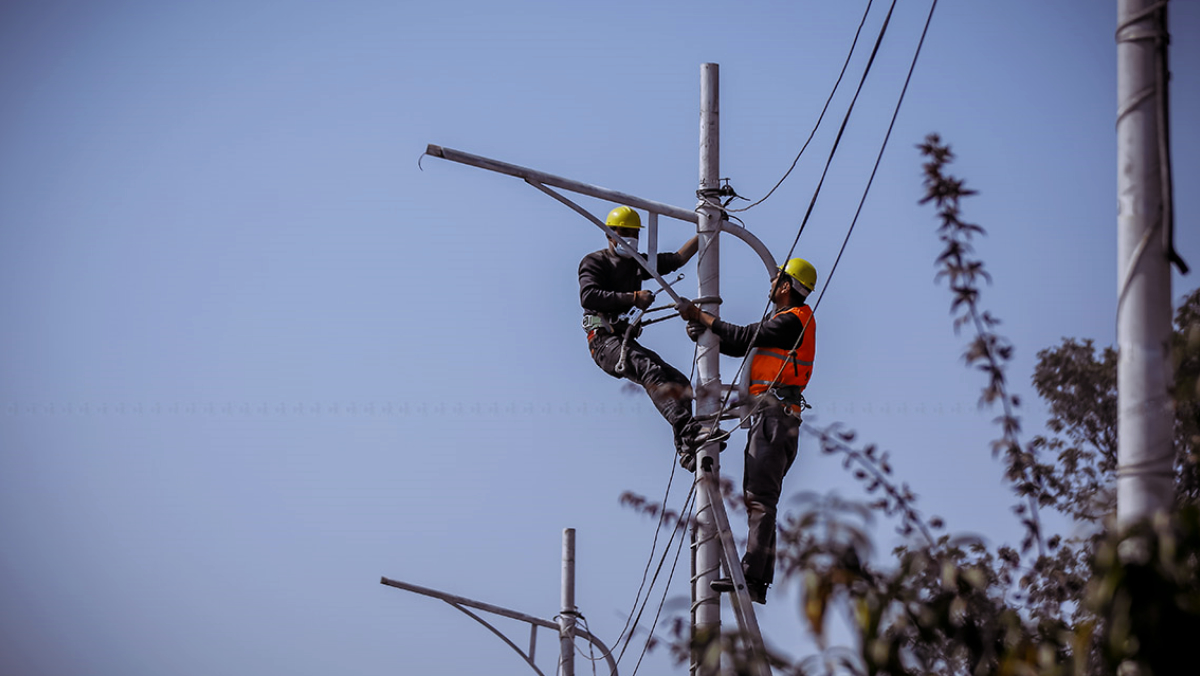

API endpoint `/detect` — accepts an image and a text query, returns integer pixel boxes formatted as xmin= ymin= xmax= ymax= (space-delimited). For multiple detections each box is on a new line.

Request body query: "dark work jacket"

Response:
xmin=708 ymin=302 xmax=809 ymax=358
xmin=578 ymin=249 xmax=685 ymax=316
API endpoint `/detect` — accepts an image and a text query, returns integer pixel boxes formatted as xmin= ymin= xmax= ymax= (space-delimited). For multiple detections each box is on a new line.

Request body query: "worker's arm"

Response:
xmin=677 ymin=299 xmax=750 ymax=356
xmin=677 ymin=300 xmax=806 ymax=357
xmin=579 ymin=253 xmax=638 ymax=313
xmin=644 ymin=236 xmax=700 ymax=281
xmin=712 ymin=312 xmax=805 ymax=355
xmin=675 ymin=235 xmax=700 ymax=264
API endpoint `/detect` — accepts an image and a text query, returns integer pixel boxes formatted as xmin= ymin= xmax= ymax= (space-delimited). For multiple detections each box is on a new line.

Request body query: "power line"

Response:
xmin=689 ymin=0 xmax=902 ymax=434
xmin=776 ymin=0 xmax=898 ymax=264
xmin=628 ymin=499 xmax=692 ymax=676
xmin=692 ymin=0 xmax=939 ymax=435
xmin=731 ymin=0 xmax=877 ymax=213
xmin=814 ymin=0 xmax=940 ymax=312
xmin=615 ymin=483 xmax=696 ymax=667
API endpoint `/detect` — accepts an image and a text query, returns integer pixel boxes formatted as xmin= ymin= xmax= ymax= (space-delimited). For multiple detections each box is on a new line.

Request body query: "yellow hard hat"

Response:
xmin=779 ymin=258 xmax=817 ymax=292
xmin=606 ymin=205 xmax=643 ymax=230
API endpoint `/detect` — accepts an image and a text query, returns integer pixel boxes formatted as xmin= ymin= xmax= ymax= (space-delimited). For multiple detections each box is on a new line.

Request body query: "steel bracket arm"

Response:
xmin=423 ymin=144 xmax=779 ymax=278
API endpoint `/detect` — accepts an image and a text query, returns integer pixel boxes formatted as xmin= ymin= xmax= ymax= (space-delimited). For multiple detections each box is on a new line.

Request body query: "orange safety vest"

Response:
xmin=748 ymin=306 xmax=815 ymax=396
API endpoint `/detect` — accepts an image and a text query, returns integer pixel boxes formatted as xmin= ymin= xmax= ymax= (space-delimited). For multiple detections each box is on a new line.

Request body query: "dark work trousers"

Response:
xmin=588 ymin=331 xmax=694 ymax=436
xmin=742 ymin=403 xmax=800 ymax=586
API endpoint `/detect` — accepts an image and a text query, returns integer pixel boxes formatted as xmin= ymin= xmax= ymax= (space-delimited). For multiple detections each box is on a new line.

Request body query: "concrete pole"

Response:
xmin=691 ymin=62 xmax=722 ymax=673
xmin=559 ymin=528 xmax=576 ymax=676
xmin=1116 ymin=0 xmax=1174 ymax=528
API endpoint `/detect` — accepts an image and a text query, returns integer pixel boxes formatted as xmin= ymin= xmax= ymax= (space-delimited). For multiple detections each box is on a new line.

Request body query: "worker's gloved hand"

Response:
xmin=632 ymin=290 xmax=654 ymax=310
xmin=686 ymin=321 xmax=706 ymax=342
xmin=676 ymin=297 xmax=700 ymax=321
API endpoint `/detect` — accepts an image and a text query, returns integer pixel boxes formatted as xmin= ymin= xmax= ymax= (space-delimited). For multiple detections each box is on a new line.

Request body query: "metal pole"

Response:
xmin=648 ymin=211 xmax=659 ymax=277
xmin=1116 ymin=0 xmax=1174 ymax=528
xmin=691 ymin=61 xmax=722 ymax=674
xmin=560 ymin=528 xmax=576 ymax=676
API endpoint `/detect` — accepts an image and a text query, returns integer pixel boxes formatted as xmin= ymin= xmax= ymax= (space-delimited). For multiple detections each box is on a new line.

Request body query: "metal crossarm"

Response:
xmin=423 ymin=144 xmax=779 ymax=277
xmin=697 ymin=463 xmax=773 ymax=676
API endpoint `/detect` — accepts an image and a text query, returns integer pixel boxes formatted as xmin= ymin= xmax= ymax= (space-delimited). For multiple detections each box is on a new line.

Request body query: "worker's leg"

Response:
xmin=742 ymin=406 xmax=800 ymax=586
xmin=588 ymin=334 xmax=693 ymax=433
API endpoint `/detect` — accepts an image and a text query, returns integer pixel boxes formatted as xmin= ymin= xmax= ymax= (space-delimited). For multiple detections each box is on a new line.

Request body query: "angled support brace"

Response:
xmin=526 ymin=180 xmax=684 ymax=304
xmin=696 ymin=463 xmax=773 ymax=676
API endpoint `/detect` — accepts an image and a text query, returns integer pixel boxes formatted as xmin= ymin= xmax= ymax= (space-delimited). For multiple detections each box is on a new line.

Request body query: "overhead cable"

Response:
xmin=731 ymin=0 xmax=877 ymax=213
xmin=690 ymin=0 xmax=901 ymax=434
xmin=696 ymin=0 xmax=941 ymax=434
xmin=814 ymin=0 xmax=940 ymax=312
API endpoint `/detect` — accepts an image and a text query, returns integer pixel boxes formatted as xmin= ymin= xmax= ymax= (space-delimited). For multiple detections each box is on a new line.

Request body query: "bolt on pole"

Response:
xmin=691 ymin=61 xmax=723 ymax=674
xmin=1116 ymin=0 xmax=1174 ymax=528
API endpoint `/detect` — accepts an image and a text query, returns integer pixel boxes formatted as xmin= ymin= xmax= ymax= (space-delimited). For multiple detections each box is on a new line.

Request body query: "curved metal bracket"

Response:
xmin=719 ymin=219 xmax=777 ymax=277
xmin=450 ymin=602 xmax=547 ymax=676
xmin=380 ymin=577 xmax=619 ymax=676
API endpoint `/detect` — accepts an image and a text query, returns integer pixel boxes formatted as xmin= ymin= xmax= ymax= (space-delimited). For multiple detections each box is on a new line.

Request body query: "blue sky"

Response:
xmin=2 ymin=1 xmax=1198 ymax=674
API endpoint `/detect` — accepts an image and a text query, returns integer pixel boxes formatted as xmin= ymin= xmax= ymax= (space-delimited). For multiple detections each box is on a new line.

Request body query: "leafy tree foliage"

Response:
xmin=1030 ymin=288 xmax=1200 ymax=522
xmin=625 ymin=135 xmax=1200 ymax=676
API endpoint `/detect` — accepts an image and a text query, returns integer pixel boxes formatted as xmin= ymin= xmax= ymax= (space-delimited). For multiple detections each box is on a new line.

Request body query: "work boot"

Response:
xmin=748 ymin=580 xmax=768 ymax=604
xmin=710 ymin=577 xmax=768 ymax=605
xmin=710 ymin=578 xmax=735 ymax=593
xmin=685 ymin=423 xmax=730 ymax=452
xmin=678 ymin=450 xmax=697 ymax=473
xmin=674 ymin=419 xmax=701 ymax=453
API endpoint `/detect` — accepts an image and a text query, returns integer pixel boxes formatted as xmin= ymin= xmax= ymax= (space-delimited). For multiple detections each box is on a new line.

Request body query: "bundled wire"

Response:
xmin=606 ymin=343 xmax=701 ymax=673
xmin=615 ymin=481 xmax=697 ymax=669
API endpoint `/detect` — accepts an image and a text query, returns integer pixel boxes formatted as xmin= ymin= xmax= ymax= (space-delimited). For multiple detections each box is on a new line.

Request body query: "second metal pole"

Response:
xmin=560 ymin=528 xmax=576 ymax=676
xmin=1116 ymin=0 xmax=1174 ymax=528
xmin=692 ymin=61 xmax=723 ymax=674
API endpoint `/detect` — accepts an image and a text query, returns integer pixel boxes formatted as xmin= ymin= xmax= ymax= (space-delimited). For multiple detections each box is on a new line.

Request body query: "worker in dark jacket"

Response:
xmin=580 ymin=206 xmax=706 ymax=459
xmin=676 ymin=257 xmax=817 ymax=604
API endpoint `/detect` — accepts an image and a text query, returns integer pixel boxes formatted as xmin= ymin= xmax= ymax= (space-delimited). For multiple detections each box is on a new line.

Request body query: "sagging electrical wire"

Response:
xmin=609 ymin=453 xmax=686 ymax=658
xmin=730 ymin=0 xmax=877 ymax=213
xmin=573 ymin=615 xmax=601 ymax=676
xmin=685 ymin=0 xmax=901 ymax=439
xmin=627 ymin=496 xmax=693 ymax=676
xmin=615 ymin=481 xmax=696 ymax=667
xmin=724 ymin=0 xmax=938 ymax=417
xmin=691 ymin=0 xmax=940 ymax=437
xmin=608 ymin=330 xmax=703 ymax=663
xmin=813 ymin=0 xmax=940 ymax=313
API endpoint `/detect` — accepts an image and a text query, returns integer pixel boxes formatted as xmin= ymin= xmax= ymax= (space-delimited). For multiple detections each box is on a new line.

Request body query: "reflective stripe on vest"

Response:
xmin=748 ymin=306 xmax=815 ymax=396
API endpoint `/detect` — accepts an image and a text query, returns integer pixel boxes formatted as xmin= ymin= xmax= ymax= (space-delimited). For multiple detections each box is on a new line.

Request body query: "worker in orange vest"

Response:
xmin=676 ymin=257 xmax=817 ymax=604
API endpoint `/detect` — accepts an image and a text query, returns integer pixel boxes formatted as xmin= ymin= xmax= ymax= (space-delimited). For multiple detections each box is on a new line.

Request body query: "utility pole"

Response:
xmin=692 ymin=62 xmax=723 ymax=673
xmin=559 ymin=528 xmax=576 ymax=676
xmin=422 ymin=62 xmax=778 ymax=674
xmin=1115 ymin=0 xmax=1175 ymax=528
